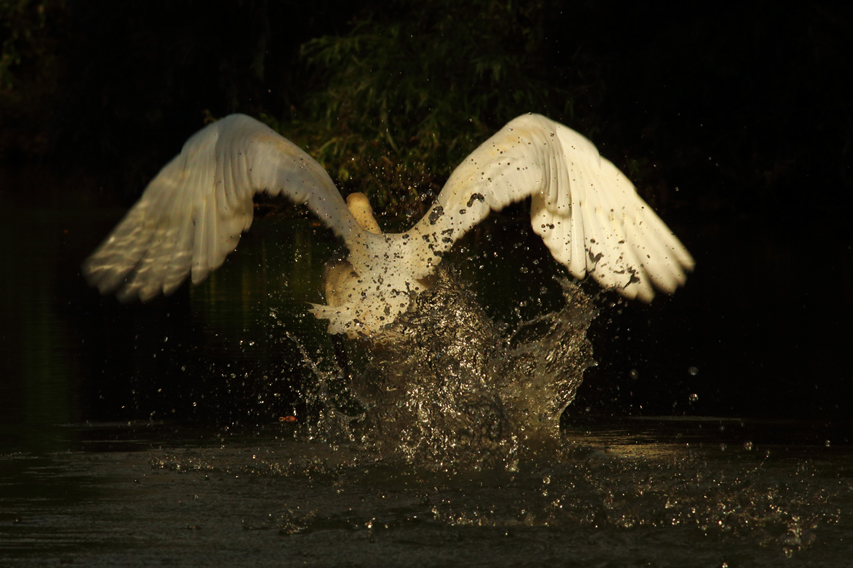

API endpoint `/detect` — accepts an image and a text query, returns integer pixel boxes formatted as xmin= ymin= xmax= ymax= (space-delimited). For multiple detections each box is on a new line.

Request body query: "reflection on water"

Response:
xmin=0 ymin=194 xmax=342 ymax=433
xmin=1 ymin=420 xmax=851 ymax=567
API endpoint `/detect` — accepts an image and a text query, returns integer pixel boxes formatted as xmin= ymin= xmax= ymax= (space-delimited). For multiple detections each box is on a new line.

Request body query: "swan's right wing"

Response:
xmin=83 ymin=114 xmax=361 ymax=301
xmin=410 ymin=113 xmax=694 ymax=302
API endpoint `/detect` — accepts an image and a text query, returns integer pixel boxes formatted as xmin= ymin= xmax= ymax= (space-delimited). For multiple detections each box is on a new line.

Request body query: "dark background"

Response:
xmin=1 ymin=0 xmax=851 ymax=427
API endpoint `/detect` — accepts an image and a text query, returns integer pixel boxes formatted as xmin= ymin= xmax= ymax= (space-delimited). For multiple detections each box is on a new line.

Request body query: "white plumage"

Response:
xmin=83 ymin=113 xmax=694 ymax=337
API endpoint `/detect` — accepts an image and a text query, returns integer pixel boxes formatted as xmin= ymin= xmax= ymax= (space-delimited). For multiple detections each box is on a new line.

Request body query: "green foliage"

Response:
xmin=286 ymin=0 xmax=585 ymax=221
xmin=0 ymin=0 xmax=60 ymax=93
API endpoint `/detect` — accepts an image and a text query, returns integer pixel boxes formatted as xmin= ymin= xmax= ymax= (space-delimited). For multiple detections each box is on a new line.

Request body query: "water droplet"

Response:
xmin=688 ymin=393 xmax=698 ymax=402
xmin=688 ymin=366 xmax=698 ymax=376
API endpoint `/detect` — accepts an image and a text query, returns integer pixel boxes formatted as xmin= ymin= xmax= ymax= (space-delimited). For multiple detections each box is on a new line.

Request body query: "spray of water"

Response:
xmin=290 ymin=266 xmax=597 ymax=471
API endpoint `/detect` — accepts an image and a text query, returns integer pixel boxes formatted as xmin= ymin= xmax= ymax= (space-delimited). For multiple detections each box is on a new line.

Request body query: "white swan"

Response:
xmin=83 ymin=113 xmax=694 ymax=337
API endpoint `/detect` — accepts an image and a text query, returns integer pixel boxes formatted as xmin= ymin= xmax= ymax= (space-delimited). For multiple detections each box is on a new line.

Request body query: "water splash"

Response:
xmin=296 ymin=266 xmax=597 ymax=471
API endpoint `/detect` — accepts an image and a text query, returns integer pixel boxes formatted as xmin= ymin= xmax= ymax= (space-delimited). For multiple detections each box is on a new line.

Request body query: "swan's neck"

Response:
xmin=347 ymin=192 xmax=382 ymax=235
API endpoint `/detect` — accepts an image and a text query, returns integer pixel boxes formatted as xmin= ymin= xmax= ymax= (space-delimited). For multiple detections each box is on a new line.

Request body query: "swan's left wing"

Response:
xmin=83 ymin=114 xmax=362 ymax=302
xmin=410 ymin=113 xmax=694 ymax=301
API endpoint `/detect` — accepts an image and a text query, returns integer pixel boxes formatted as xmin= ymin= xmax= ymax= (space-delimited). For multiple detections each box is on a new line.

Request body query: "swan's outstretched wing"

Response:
xmin=410 ymin=113 xmax=694 ymax=301
xmin=83 ymin=114 xmax=362 ymax=301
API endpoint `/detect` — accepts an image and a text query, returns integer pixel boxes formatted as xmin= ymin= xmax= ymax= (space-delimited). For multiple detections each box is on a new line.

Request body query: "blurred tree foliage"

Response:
xmin=1 ymin=0 xmax=55 ymax=91
xmin=0 ymin=0 xmax=849 ymax=223
xmin=44 ymin=0 xmax=315 ymax=194
xmin=282 ymin=0 xmax=599 ymax=218
xmin=0 ymin=0 xmax=362 ymax=200
xmin=0 ymin=0 xmax=65 ymax=160
xmin=0 ymin=0 xmax=606 ymax=215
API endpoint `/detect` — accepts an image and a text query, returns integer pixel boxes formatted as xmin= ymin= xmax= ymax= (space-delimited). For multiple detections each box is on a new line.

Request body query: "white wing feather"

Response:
xmin=410 ymin=113 xmax=694 ymax=301
xmin=84 ymin=112 xmax=693 ymax=336
xmin=82 ymin=115 xmax=362 ymax=301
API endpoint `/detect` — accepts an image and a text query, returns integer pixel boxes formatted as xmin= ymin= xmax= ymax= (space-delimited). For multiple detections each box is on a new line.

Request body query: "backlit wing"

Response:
xmin=410 ymin=113 xmax=694 ymax=301
xmin=83 ymin=115 xmax=360 ymax=301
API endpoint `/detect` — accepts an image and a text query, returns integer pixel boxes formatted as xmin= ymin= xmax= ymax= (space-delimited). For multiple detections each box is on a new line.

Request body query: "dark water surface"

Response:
xmin=2 ymin=420 xmax=852 ymax=567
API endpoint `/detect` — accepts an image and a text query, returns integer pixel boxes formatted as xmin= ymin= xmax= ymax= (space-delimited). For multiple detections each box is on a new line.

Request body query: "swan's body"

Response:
xmin=83 ymin=113 xmax=694 ymax=337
